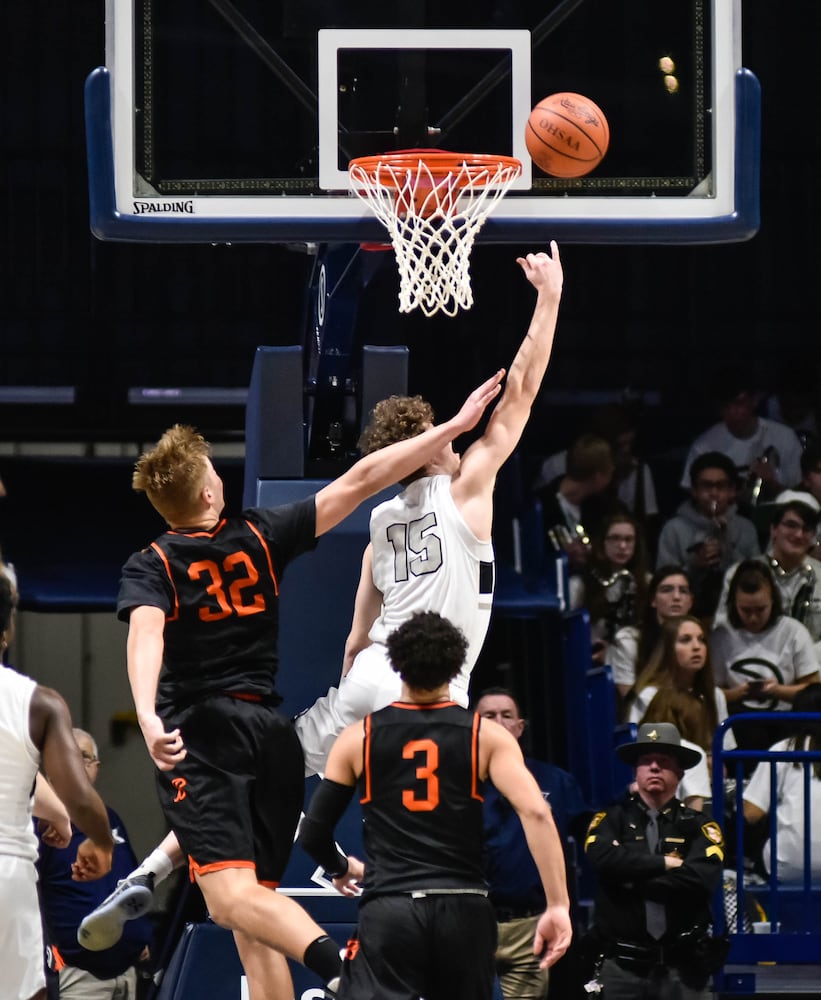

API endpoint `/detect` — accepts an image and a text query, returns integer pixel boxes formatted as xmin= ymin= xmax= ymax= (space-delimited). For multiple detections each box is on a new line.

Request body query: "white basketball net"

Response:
xmin=349 ymin=154 xmax=521 ymax=317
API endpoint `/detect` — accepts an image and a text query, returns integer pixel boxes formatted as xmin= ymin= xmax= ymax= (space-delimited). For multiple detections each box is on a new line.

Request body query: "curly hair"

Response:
xmin=358 ymin=396 xmax=434 ymax=483
xmin=132 ymin=424 xmax=212 ymax=524
xmin=386 ymin=611 xmax=468 ymax=691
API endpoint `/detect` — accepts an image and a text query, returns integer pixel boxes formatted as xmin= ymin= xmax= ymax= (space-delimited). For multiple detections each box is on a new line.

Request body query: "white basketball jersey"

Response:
xmin=0 ymin=668 xmax=40 ymax=861
xmin=368 ymin=475 xmax=495 ymax=701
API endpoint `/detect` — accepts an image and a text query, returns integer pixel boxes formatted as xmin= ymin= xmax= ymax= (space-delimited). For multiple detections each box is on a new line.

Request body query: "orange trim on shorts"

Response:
xmin=51 ymin=944 xmax=66 ymax=971
xmin=259 ymin=879 xmax=280 ymax=889
xmin=188 ymin=855 xmax=257 ymax=882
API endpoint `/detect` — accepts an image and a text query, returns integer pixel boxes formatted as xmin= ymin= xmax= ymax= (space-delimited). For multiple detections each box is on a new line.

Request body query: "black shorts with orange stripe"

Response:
xmin=341 ymin=893 xmax=497 ymax=1000
xmin=156 ymin=693 xmax=304 ymax=884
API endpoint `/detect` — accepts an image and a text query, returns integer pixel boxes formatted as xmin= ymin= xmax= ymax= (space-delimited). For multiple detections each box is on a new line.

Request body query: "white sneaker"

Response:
xmin=77 ymin=872 xmax=155 ymax=951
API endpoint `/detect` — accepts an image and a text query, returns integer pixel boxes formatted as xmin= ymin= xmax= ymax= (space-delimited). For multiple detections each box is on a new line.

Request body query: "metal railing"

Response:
xmin=712 ymin=712 xmax=821 ymax=964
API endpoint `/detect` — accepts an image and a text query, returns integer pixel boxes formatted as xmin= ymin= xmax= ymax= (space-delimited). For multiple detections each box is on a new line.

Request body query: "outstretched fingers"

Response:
xmin=515 ymin=241 xmax=563 ymax=289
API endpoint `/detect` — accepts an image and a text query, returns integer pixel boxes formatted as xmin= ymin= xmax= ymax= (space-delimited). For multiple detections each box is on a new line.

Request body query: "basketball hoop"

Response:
xmin=349 ymin=150 xmax=521 ymax=317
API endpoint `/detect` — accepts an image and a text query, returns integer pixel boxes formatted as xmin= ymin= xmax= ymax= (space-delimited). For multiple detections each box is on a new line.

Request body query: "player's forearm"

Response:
xmin=298 ymin=778 xmax=356 ymax=876
xmin=522 ymin=809 xmax=571 ymax=909
xmin=67 ymin=788 xmax=116 ymax=849
xmin=32 ymin=772 xmax=70 ymax=827
xmin=127 ymin=632 xmax=164 ymax=724
xmin=507 ymin=293 xmax=561 ymax=404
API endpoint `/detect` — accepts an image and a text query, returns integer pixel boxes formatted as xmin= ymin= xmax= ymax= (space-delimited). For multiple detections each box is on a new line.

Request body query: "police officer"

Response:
xmin=584 ymin=723 xmax=725 ymax=1000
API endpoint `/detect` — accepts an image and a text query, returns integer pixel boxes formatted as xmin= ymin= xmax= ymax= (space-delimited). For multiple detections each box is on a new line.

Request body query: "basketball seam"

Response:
xmin=526 ymin=121 xmax=602 ymax=163
xmin=528 ymin=110 xmax=607 ymax=158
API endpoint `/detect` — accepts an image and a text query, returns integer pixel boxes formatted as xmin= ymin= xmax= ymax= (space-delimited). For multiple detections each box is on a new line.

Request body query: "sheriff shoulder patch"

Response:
xmin=702 ymin=821 xmax=724 ymax=845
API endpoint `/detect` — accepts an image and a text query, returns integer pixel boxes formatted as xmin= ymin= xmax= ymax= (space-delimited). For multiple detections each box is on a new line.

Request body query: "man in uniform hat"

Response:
xmin=583 ymin=723 xmax=726 ymax=1000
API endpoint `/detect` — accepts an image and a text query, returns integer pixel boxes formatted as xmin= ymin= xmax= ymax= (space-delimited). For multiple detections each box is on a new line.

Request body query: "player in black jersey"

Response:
xmin=116 ymin=374 xmax=504 ymax=1000
xmin=298 ymin=611 xmax=572 ymax=1000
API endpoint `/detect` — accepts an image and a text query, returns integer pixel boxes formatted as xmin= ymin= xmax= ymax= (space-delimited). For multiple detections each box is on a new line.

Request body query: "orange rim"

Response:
xmin=349 ymin=149 xmax=521 ymax=188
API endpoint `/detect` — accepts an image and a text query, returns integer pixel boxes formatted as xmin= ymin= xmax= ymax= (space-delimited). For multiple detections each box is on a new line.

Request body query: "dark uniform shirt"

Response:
xmin=117 ymin=501 xmax=317 ymax=710
xmin=483 ymin=757 xmax=590 ymax=914
xmin=358 ymin=702 xmax=487 ymax=897
xmin=584 ymin=793 xmax=724 ymax=944
xmin=37 ymin=806 xmax=152 ymax=980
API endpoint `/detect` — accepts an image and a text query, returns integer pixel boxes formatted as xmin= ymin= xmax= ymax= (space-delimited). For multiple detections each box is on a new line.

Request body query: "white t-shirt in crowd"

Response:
xmin=680 ymin=417 xmax=802 ymax=490
xmin=710 ymin=616 xmax=819 ymax=711
xmin=744 ymin=737 xmax=821 ymax=881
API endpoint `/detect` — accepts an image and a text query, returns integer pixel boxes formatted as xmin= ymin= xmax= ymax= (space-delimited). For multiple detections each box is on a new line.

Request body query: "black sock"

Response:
xmin=303 ymin=935 xmax=342 ymax=982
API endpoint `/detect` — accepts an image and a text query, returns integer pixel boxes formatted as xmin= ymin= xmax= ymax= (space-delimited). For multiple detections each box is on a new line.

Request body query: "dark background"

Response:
xmin=1 ymin=1 xmax=819 ymax=468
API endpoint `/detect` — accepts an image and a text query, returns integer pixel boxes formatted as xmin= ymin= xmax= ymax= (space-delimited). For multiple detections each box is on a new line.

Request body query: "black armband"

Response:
xmin=298 ymin=778 xmax=356 ymax=877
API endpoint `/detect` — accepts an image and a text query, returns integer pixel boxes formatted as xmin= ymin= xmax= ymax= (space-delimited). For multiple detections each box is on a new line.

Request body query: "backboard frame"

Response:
xmin=86 ymin=1 xmax=760 ymax=245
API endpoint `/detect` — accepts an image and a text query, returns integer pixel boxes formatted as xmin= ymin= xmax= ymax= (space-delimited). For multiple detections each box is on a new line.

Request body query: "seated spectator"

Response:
xmin=37 ymin=728 xmax=153 ymax=997
xmin=657 ymin=451 xmax=759 ymax=619
xmin=743 ymin=683 xmax=821 ymax=882
xmin=475 ymin=688 xmax=591 ymax=1000
xmin=796 ymin=442 xmax=821 ymax=560
xmin=711 ymin=560 xmax=820 ymax=754
xmin=570 ymin=512 xmax=650 ymax=664
xmin=536 ymin=432 xmax=617 ymax=574
xmin=536 ymin=402 xmax=659 ymax=524
xmin=681 ymin=370 xmax=803 ymax=507
xmin=610 ymin=565 xmax=694 ymax=701
xmin=623 ymin=617 xmax=731 ymax=744
xmin=714 ymin=491 xmax=821 ymax=665
xmin=638 ymin=688 xmax=717 ymax=813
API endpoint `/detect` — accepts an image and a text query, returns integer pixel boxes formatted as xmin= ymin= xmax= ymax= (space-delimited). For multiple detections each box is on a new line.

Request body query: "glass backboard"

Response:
xmin=86 ymin=0 xmax=759 ymax=244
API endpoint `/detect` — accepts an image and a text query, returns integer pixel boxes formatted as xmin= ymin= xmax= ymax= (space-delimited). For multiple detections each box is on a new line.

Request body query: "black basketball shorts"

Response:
xmin=156 ymin=694 xmax=305 ymax=884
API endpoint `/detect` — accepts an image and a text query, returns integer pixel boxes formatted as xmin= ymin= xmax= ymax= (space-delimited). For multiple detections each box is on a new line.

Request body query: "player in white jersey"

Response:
xmin=0 ymin=576 xmax=114 ymax=1000
xmin=367 ymin=474 xmax=494 ymax=703
xmin=295 ymin=245 xmax=564 ymax=773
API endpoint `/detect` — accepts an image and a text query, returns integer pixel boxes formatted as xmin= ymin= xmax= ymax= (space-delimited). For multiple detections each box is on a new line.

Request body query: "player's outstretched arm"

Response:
xmin=454 ymin=244 xmax=563 ymax=533
xmin=314 ymin=369 xmax=504 ymax=536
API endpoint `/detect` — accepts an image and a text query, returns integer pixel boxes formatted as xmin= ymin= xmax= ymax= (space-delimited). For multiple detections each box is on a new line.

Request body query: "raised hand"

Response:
xmin=451 ymin=369 xmax=505 ymax=435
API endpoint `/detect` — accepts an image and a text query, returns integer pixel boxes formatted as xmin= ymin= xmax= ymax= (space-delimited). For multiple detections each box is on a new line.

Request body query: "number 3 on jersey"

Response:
xmin=402 ymin=738 xmax=440 ymax=811
xmin=386 ymin=513 xmax=443 ymax=582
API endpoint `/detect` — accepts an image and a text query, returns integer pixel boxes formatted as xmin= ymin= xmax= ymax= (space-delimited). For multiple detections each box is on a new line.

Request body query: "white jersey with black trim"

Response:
xmin=367 ymin=474 xmax=495 ymax=701
xmin=0 ymin=667 xmax=40 ymax=861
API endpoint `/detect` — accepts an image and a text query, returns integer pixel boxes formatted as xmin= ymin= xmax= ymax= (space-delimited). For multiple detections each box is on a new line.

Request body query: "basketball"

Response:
xmin=526 ymin=92 xmax=610 ymax=178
